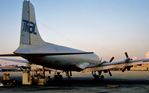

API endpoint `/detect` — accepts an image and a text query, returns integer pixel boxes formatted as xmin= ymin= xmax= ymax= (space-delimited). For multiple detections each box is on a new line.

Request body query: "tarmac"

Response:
xmin=0 ymin=71 xmax=149 ymax=93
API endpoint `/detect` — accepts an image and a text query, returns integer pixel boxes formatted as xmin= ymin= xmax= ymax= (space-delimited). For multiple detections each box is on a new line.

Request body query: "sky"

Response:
xmin=0 ymin=0 xmax=149 ymax=62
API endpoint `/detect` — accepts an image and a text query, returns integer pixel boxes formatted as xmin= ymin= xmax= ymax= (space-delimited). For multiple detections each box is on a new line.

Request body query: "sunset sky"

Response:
xmin=0 ymin=0 xmax=149 ymax=62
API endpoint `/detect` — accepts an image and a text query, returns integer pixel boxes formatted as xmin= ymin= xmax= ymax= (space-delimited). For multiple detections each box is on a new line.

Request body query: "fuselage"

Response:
xmin=15 ymin=43 xmax=100 ymax=71
xmin=23 ymin=54 xmax=99 ymax=71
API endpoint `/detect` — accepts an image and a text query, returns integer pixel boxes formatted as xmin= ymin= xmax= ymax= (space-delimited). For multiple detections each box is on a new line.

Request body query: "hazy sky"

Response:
xmin=0 ymin=0 xmax=149 ymax=61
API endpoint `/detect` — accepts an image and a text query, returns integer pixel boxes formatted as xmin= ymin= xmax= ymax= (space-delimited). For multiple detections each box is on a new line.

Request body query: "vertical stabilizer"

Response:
xmin=20 ymin=0 xmax=44 ymax=46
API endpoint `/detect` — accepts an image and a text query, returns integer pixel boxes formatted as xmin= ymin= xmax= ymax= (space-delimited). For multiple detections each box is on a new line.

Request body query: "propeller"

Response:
xmin=122 ymin=52 xmax=133 ymax=72
xmin=99 ymin=57 xmax=114 ymax=76
xmin=109 ymin=57 xmax=115 ymax=62
xmin=100 ymin=57 xmax=114 ymax=63
xmin=108 ymin=57 xmax=114 ymax=76
xmin=108 ymin=69 xmax=112 ymax=76
xmin=125 ymin=52 xmax=129 ymax=58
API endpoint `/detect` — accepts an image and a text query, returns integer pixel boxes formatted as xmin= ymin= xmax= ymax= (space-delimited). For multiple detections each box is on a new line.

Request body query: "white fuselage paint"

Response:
xmin=15 ymin=43 xmax=100 ymax=71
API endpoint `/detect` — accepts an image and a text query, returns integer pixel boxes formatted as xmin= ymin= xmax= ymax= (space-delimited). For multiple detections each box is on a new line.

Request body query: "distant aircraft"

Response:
xmin=0 ymin=0 xmax=149 ymax=79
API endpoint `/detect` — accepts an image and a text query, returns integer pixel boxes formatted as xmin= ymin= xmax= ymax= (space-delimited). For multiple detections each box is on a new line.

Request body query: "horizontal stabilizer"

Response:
xmin=0 ymin=54 xmax=18 ymax=57
xmin=15 ymin=52 xmax=94 ymax=56
xmin=0 ymin=58 xmax=28 ymax=63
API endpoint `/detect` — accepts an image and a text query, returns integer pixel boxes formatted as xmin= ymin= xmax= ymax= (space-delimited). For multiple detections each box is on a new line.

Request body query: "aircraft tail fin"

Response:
xmin=20 ymin=0 xmax=44 ymax=46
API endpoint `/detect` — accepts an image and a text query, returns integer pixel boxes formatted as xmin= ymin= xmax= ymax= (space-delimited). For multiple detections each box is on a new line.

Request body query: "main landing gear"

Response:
xmin=92 ymin=71 xmax=104 ymax=80
xmin=65 ymin=71 xmax=72 ymax=79
xmin=54 ymin=70 xmax=72 ymax=81
xmin=92 ymin=70 xmax=112 ymax=80
xmin=54 ymin=72 xmax=63 ymax=81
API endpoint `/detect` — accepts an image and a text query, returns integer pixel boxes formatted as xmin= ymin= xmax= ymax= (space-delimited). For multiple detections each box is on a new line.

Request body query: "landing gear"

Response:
xmin=54 ymin=72 xmax=63 ymax=81
xmin=65 ymin=71 xmax=72 ymax=79
xmin=53 ymin=70 xmax=72 ymax=81
xmin=92 ymin=71 xmax=104 ymax=80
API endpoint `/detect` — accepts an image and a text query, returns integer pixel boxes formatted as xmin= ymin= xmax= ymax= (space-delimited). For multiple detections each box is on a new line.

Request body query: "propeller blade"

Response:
xmin=109 ymin=57 xmax=114 ymax=62
xmin=108 ymin=70 xmax=112 ymax=76
xmin=125 ymin=52 xmax=129 ymax=58
xmin=122 ymin=67 xmax=127 ymax=72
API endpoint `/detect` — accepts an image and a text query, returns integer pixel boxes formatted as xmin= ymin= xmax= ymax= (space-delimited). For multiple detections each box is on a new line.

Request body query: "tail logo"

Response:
xmin=22 ymin=20 xmax=37 ymax=35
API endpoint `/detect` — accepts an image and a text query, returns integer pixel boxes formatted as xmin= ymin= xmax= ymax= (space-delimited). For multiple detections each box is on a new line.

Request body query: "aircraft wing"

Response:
xmin=85 ymin=57 xmax=149 ymax=72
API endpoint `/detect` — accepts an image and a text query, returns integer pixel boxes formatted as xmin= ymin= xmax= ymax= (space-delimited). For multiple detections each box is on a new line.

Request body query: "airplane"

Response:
xmin=0 ymin=0 xmax=149 ymax=80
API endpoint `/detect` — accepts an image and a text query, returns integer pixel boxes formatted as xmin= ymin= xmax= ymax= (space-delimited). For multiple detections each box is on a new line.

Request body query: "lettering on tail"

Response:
xmin=22 ymin=20 xmax=37 ymax=35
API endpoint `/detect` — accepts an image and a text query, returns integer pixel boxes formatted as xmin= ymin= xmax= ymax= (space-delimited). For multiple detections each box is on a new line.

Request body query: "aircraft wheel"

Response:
xmin=93 ymin=75 xmax=105 ymax=81
xmin=100 ymin=75 xmax=104 ymax=80
xmin=54 ymin=72 xmax=63 ymax=81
